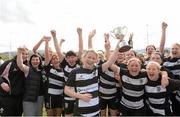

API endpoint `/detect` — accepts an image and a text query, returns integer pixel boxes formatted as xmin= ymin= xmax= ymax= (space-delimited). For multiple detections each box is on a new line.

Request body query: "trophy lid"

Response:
xmin=119 ymin=45 xmax=132 ymax=52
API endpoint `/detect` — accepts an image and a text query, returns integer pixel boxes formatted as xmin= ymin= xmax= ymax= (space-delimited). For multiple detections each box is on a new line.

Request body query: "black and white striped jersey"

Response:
xmin=60 ymin=58 xmax=81 ymax=101
xmin=163 ymin=57 xmax=180 ymax=79
xmin=45 ymin=65 xmax=65 ymax=95
xmin=163 ymin=57 xmax=180 ymax=101
xmin=119 ymin=69 xmax=148 ymax=109
xmin=60 ymin=58 xmax=81 ymax=81
xmin=145 ymin=76 xmax=180 ymax=115
xmin=66 ymin=66 xmax=102 ymax=116
xmin=99 ymin=68 xmax=117 ymax=99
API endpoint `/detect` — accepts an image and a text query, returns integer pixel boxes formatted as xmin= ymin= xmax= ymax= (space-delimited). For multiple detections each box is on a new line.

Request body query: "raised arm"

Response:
xmin=51 ymin=30 xmax=65 ymax=63
xmin=159 ymin=22 xmax=168 ymax=54
xmin=59 ymin=38 xmax=65 ymax=47
xmin=77 ymin=27 xmax=83 ymax=58
xmin=102 ymin=39 xmax=122 ymax=72
xmin=16 ymin=48 xmax=29 ymax=76
xmin=44 ymin=36 xmax=52 ymax=65
xmin=32 ymin=37 xmax=46 ymax=54
xmin=88 ymin=29 xmax=96 ymax=49
xmin=104 ymin=33 xmax=111 ymax=60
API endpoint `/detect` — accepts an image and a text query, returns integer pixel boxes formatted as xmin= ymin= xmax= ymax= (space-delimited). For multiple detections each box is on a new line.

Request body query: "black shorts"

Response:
xmin=100 ymin=97 xmax=117 ymax=110
xmin=45 ymin=94 xmax=63 ymax=109
xmin=119 ymin=103 xmax=146 ymax=116
xmin=64 ymin=100 xmax=75 ymax=114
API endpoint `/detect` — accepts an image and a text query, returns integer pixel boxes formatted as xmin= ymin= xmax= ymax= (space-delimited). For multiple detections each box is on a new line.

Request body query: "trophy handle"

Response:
xmin=121 ymin=26 xmax=128 ymax=35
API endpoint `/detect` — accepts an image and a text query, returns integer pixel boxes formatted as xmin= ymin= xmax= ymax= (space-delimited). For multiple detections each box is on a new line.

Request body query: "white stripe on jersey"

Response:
xmin=122 ymin=75 xmax=147 ymax=85
xmin=163 ymin=59 xmax=180 ymax=67
xmin=49 ymin=78 xmax=64 ymax=86
xmin=116 ymin=82 xmax=120 ymax=87
xmin=176 ymin=94 xmax=180 ymax=102
xmin=64 ymin=65 xmax=79 ymax=73
xmin=78 ymin=97 xmax=99 ymax=107
xmin=101 ymin=96 xmax=116 ymax=100
xmin=76 ymin=83 xmax=98 ymax=93
xmin=171 ymin=69 xmax=180 ymax=76
xmin=145 ymin=85 xmax=166 ymax=93
xmin=50 ymin=69 xmax=64 ymax=77
xmin=64 ymin=76 xmax=68 ymax=82
xmin=176 ymin=91 xmax=180 ymax=97
xmin=148 ymin=97 xmax=165 ymax=104
xmin=121 ymin=96 xmax=144 ymax=109
xmin=100 ymin=77 xmax=116 ymax=86
xmin=104 ymin=70 xmax=114 ymax=77
xmin=48 ymin=88 xmax=63 ymax=95
xmin=99 ymin=86 xmax=117 ymax=94
xmin=76 ymin=70 xmax=98 ymax=81
xmin=149 ymin=105 xmax=165 ymax=115
xmin=64 ymin=97 xmax=75 ymax=100
xmin=122 ymin=87 xmax=144 ymax=97
xmin=81 ymin=110 xmax=100 ymax=117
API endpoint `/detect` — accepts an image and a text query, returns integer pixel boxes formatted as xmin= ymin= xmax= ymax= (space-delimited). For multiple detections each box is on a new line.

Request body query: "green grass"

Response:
xmin=43 ymin=107 xmax=47 ymax=116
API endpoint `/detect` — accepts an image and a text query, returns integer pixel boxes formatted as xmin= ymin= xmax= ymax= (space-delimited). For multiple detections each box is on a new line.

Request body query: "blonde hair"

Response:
xmin=82 ymin=49 xmax=99 ymax=59
xmin=127 ymin=57 xmax=142 ymax=66
xmin=146 ymin=61 xmax=161 ymax=70
xmin=173 ymin=43 xmax=180 ymax=48
xmin=51 ymin=53 xmax=59 ymax=59
xmin=170 ymin=43 xmax=180 ymax=58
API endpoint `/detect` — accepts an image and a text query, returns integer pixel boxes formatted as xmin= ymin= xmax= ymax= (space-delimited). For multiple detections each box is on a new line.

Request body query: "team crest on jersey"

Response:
xmin=12 ymin=68 xmax=17 ymax=71
xmin=77 ymin=89 xmax=82 ymax=92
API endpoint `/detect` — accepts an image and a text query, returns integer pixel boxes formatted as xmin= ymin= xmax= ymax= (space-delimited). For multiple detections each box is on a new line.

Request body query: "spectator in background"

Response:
xmin=17 ymin=48 xmax=44 ymax=116
xmin=0 ymin=46 xmax=28 ymax=116
xmin=145 ymin=22 xmax=167 ymax=65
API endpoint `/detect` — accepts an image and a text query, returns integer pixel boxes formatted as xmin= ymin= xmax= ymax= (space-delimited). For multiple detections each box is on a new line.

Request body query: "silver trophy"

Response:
xmin=110 ymin=26 xmax=132 ymax=52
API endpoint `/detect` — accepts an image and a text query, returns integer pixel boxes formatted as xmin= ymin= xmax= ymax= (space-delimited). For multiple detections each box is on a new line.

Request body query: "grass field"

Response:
xmin=43 ymin=107 xmax=47 ymax=116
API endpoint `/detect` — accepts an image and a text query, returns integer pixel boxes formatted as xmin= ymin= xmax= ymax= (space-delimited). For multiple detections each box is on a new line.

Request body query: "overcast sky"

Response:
xmin=0 ymin=0 xmax=180 ymax=53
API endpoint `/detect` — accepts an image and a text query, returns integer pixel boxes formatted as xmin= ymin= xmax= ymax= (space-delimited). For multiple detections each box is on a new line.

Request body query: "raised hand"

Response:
xmin=104 ymin=33 xmax=110 ymax=42
xmin=162 ymin=22 xmax=168 ymax=30
xmin=42 ymin=36 xmax=51 ymax=42
xmin=59 ymin=38 xmax=65 ymax=46
xmin=77 ymin=27 xmax=82 ymax=35
xmin=104 ymin=33 xmax=111 ymax=50
xmin=17 ymin=47 xmax=26 ymax=53
xmin=51 ymin=30 xmax=57 ymax=38
xmin=88 ymin=29 xmax=96 ymax=39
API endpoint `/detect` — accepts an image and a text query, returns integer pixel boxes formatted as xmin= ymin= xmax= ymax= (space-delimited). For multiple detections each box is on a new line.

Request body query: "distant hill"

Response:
xmin=0 ymin=51 xmax=17 ymax=56
xmin=0 ymin=48 xmax=171 ymax=56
